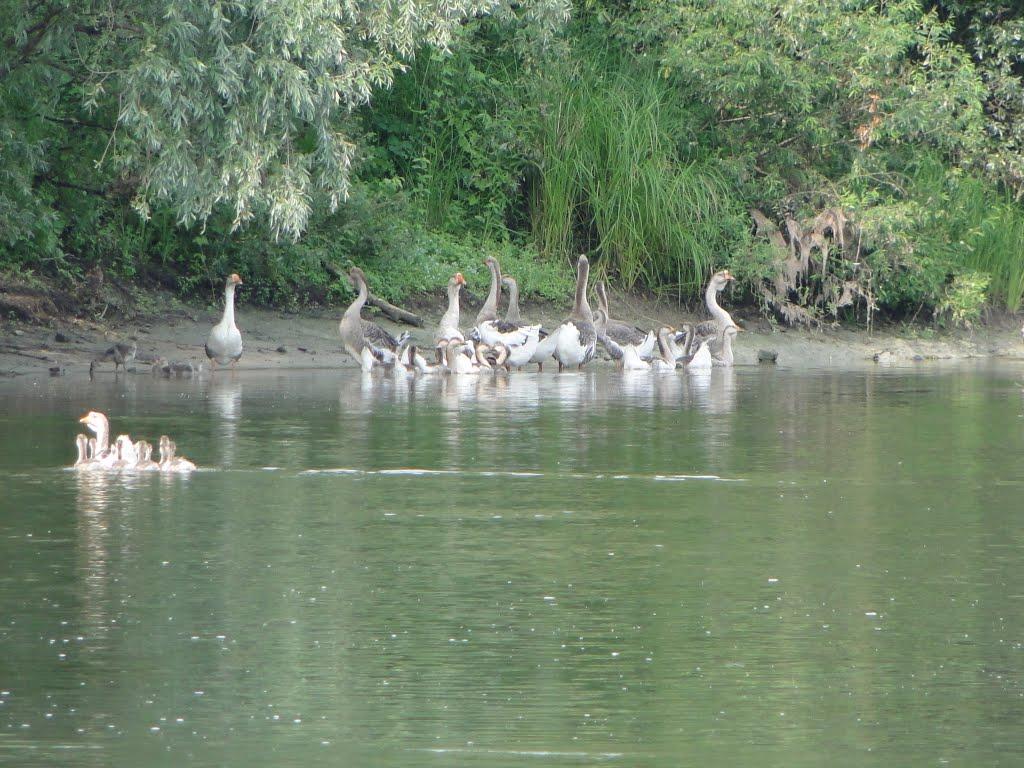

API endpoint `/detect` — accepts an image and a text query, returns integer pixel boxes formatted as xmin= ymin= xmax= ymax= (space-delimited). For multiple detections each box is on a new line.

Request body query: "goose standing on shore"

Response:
xmin=435 ymin=272 xmax=467 ymax=363
xmin=205 ymin=273 xmax=244 ymax=370
xmin=89 ymin=341 xmax=137 ymax=378
xmin=474 ymin=257 xmax=503 ymax=327
xmin=595 ymin=281 xmax=655 ymax=361
xmin=339 ymin=267 xmax=408 ymax=372
xmin=476 ymin=276 xmax=542 ymax=369
xmin=552 ymin=255 xmax=597 ymax=372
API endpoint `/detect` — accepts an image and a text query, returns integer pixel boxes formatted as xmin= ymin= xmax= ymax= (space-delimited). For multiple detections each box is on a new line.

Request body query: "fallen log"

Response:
xmin=321 ymin=261 xmax=423 ymax=327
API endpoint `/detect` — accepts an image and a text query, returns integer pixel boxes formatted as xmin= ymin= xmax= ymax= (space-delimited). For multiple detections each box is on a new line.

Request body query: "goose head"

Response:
xmin=709 ymin=269 xmax=735 ymax=291
xmin=227 ymin=273 xmax=243 ymax=287
xmin=78 ymin=411 xmax=109 ymax=438
xmin=348 ymin=267 xmax=368 ymax=291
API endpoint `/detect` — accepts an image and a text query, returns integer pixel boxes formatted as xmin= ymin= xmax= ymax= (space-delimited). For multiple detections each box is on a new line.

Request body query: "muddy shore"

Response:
xmin=2 ymin=289 xmax=1023 ymax=379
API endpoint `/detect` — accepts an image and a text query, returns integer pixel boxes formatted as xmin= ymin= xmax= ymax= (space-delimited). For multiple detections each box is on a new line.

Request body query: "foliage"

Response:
xmin=3 ymin=0 xmax=1024 ymax=326
xmin=937 ymin=272 xmax=990 ymax=328
xmin=531 ymin=58 xmax=749 ymax=294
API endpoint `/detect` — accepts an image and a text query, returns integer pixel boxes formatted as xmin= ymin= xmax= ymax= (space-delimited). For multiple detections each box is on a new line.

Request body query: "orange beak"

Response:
xmin=78 ymin=414 xmax=89 ymax=423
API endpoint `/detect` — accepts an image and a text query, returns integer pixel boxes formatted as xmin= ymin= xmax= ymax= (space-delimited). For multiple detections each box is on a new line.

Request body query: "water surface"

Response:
xmin=1 ymin=365 xmax=1023 ymax=766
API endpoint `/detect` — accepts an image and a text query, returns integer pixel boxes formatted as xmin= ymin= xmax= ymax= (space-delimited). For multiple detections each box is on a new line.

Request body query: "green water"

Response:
xmin=1 ymin=366 xmax=1023 ymax=767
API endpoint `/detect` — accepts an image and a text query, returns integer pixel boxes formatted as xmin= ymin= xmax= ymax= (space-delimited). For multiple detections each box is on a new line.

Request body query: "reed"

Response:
xmin=531 ymin=63 xmax=745 ymax=294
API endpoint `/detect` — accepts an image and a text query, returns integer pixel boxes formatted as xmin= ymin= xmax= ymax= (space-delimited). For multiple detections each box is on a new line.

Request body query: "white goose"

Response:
xmin=552 ymin=255 xmax=598 ymax=372
xmin=205 ymin=273 xmax=244 ymax=370
xmin=159 ymin=435 xmax=196 ymax=472
xmin=79 ymin=411 xmax=115 ymax=467
xmin=445 ymin=341 xmax=493 ymax=375
xmin=476 ymin=276 xmax=542 ymax=369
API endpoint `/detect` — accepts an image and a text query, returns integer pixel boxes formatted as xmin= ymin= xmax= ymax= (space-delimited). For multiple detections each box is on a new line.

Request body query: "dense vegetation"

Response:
xmin=2 ymin=1 xmax=1024 ymax=325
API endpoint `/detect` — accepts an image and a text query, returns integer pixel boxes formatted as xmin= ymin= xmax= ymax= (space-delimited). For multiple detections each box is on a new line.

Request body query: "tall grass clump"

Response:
xmin=531 ymin=62 xmax=747 ymax=294
xmin=903 ymin=157 xmax=1024 ymax=312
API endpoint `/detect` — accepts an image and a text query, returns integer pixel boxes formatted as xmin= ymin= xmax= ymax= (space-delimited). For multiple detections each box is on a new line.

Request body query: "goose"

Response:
xmin=339 ymin=267 xmax=409 ymax=372
xmin=79 ymin=411 xmax=112 ymax=459
xmin=89 ymin=341 xmax=137 ymax=378
xmin=159 ymin=435 xmax=196 ymax=472
xmin=595 ymin=281 xmax=655 ymax=360
xmin=620 ymin=343 xmax=651 ymax=371
xmin=73 ymin=434 xmax=96 ymax=470
xmin=205 ymin=273 xmax=244 ymax=370
xmin=552 ymin=255 xmax=598 ymax=372
xmin=435 ymin=272 xmax=467 ymax=363
xmin=474 ymin=256 xmax=502 ymax=327
xmin=665 ymin=323 xmax=692 ymax=363
xmin=686 ymin=339 xmax=713 ymax=370
xmin=112 ymin=435 xmax=139 ymax=468
xmin=651 ymin=327 xmax=679 ymax=372
xmin=445 ymin=341 xmax=492 ymax=375
xmin=691 ymin=269 xmax=738 ymax=348
xmin=712 ymin=325 xmax=739 ymax=367
xmin=473 ymin=276 xmax=543 ymax=370
xmin=134 ymin=441 xmax=160 ymax=471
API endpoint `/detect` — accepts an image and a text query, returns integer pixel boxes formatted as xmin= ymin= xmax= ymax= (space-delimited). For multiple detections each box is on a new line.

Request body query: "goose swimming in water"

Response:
xmin=79 ymin=411 xmax=111 ymax=460
xmin=112 ymin=435 xmax=139 ymax=469
xmin=205 ymin=273 xmax=244 ymax=370
xmin=712 ymin=325 xmax=739 ymax=367
xmin=73 ymin=434 xmax=97 ymax=470
xmin=134 ymin=441 xmax=160 ymax=471
xmin=552 ymin=255 xmax=597 ymax=372
xmin=159 ymin=435 xmax=196 ymax=472
xmin=339 ymin=267 xmax=409 ymax=372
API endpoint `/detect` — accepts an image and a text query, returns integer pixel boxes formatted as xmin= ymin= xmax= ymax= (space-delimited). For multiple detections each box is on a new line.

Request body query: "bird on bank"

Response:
xmin=205 ymin=273 xmax=244 ymax=370
xmin=339 ymin=267 xmax=409 ymax=372
xmin=89 ymin=341 xmax=137 ymax=378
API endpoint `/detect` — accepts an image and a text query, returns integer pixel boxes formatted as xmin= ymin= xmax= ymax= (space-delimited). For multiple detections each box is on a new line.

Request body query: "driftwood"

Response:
xmin=751 ymin=207 xmax=873 ymax=329
xmin=321 ymin=261 xmax=423 ymax=327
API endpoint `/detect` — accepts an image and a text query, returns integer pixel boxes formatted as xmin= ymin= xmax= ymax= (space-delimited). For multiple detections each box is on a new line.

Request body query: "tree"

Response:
xmin=0 ymin=0 xmax=570 ymax=255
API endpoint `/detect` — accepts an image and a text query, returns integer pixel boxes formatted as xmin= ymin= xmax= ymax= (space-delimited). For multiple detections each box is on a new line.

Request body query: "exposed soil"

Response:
xmin=2 ymin=279 xmax=1023 ymax=379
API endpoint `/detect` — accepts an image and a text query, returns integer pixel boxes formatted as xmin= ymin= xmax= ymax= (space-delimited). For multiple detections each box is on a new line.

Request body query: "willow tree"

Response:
xmin=0 ymin=0 xmax=569 ymax=256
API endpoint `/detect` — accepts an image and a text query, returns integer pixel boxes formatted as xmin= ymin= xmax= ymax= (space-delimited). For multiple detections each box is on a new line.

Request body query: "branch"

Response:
xmin=321 ymin=260 xmax=423 ymax=327
xmin=0 ymin=4 xmax=64 ymax=79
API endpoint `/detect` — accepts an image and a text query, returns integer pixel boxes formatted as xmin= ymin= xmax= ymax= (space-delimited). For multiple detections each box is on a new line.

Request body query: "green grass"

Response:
xmin=530 ymin=61 xmax=747 ymax=296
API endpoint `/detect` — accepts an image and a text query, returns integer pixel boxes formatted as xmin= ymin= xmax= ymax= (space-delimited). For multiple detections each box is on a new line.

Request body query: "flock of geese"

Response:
xmin=73 ymin=255 xmax=738 ymax=469
xmin=71 ymin=410 xmax=197 ymax=472
xmin=338 ymin=255 xmax=740 ymax=375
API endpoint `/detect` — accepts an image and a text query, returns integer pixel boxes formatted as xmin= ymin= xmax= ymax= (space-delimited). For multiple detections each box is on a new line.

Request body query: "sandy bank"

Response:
xmin=2 ymin=290 xmax=1023 ymax=379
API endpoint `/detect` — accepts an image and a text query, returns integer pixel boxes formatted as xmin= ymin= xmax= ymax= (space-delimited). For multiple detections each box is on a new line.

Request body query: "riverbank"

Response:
xmin=2 ymin=287 xmax=1023 ymax=378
